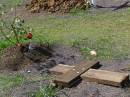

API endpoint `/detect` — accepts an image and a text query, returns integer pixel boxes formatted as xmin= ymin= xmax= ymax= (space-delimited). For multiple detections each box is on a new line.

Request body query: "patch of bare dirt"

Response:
xmin=0 ymin=43 xmax=50 ymax=71
xmin=0 ymin=45 xmax=28 ymax=71
xmin=2 ymin=43 xmax=130 ymax=97
xmin=10 ymin=59 xmax=130 ymax=97
xmin=5 ymin=43 xmax=84 ymax=97
xmin=0 ymin=43 xmax=84 ymax=72
xmin=1 ymin=43 xmax=129 ymax=97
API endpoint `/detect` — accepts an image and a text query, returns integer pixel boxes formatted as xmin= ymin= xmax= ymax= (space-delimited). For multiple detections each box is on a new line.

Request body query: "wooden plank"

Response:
xmin=49 ymin=64 xmax=74 ymax=75
xmin=81 ymin=69 xmax=129 ymax=87
xmin=54 ymin=61 xmax=100 ymax=87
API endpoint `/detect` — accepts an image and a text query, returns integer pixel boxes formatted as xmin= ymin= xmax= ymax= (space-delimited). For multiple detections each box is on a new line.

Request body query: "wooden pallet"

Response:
xmin=54 ymin=61 xmax=100 ymax=87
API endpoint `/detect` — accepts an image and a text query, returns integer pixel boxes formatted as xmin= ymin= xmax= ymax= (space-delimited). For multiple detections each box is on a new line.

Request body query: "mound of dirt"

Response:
xmin=26 ymin=0 xmax=88 ymax=13
xmin=0 ymin=46 xmax=25 ymax=71
xmin=0 ymin=43 xmax=84 ymax=71
xmin=0 ymin=43 xmax=52 ymax=71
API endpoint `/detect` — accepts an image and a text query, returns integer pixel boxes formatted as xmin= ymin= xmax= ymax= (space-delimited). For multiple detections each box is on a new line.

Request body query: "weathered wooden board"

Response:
xmin=54 ymin=61 xmax=100 ymax=87
xmin=49 ymin=64 xmax=74 ymax=75
xmin=81 ymin=69 xmax=129 ymax=87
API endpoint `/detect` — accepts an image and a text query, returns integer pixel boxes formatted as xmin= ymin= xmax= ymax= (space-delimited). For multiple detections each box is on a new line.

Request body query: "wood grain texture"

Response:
xmin=81 ymin=69 xmax=129 ymax=87
xmin=49 ymin=64 xmax=74 ymax=75
xmin=54 ymin=61 xmax=100 ymax=87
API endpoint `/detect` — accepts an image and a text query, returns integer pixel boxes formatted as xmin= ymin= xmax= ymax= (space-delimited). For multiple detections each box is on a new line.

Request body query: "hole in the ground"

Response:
xmin=0 ymin=43 xmax=84 ymax=72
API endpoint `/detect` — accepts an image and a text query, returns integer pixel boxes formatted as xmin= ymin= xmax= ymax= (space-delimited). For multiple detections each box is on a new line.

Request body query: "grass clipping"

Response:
xmin=26 ymin=0 xmax=88 ymax=13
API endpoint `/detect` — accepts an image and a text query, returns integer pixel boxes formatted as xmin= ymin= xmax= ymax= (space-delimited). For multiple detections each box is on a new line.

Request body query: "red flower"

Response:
xmin=27 ymin=32 xmax=33 ymax=39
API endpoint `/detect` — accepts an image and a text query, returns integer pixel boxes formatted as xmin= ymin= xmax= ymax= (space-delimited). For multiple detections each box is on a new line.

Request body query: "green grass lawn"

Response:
xmin=0 ymin=0 xmax=23 ymax=9
xmin=0 ymin=73 xmax=25 ymax=97
xmin=27 ymin=9 xmax=130 ymax=60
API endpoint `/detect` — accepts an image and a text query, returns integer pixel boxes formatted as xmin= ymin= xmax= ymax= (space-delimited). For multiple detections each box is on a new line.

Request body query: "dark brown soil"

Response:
xmin=2 ymin=44 xmax=130 ymax=97
xmin=0 ymin=43 xmax=84 ymax=72
xmin=0 ymin=45 xmax=27 ymax=71
xmin=6 ymin=43 xmax=84 ymax=97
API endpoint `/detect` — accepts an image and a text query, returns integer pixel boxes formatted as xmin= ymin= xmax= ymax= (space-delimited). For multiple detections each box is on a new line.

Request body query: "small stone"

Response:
xmin=11 ymin=8 xmax=14 ymax=12
xmin=90 ymin=50 xmax=97 ymax=56
xmin=27 ymin=70 xmax=31 ymax=73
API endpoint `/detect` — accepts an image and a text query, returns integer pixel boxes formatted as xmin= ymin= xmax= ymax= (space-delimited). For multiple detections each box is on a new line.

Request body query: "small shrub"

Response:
xmin=0 ymin=3 xmax=33 ymax=47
